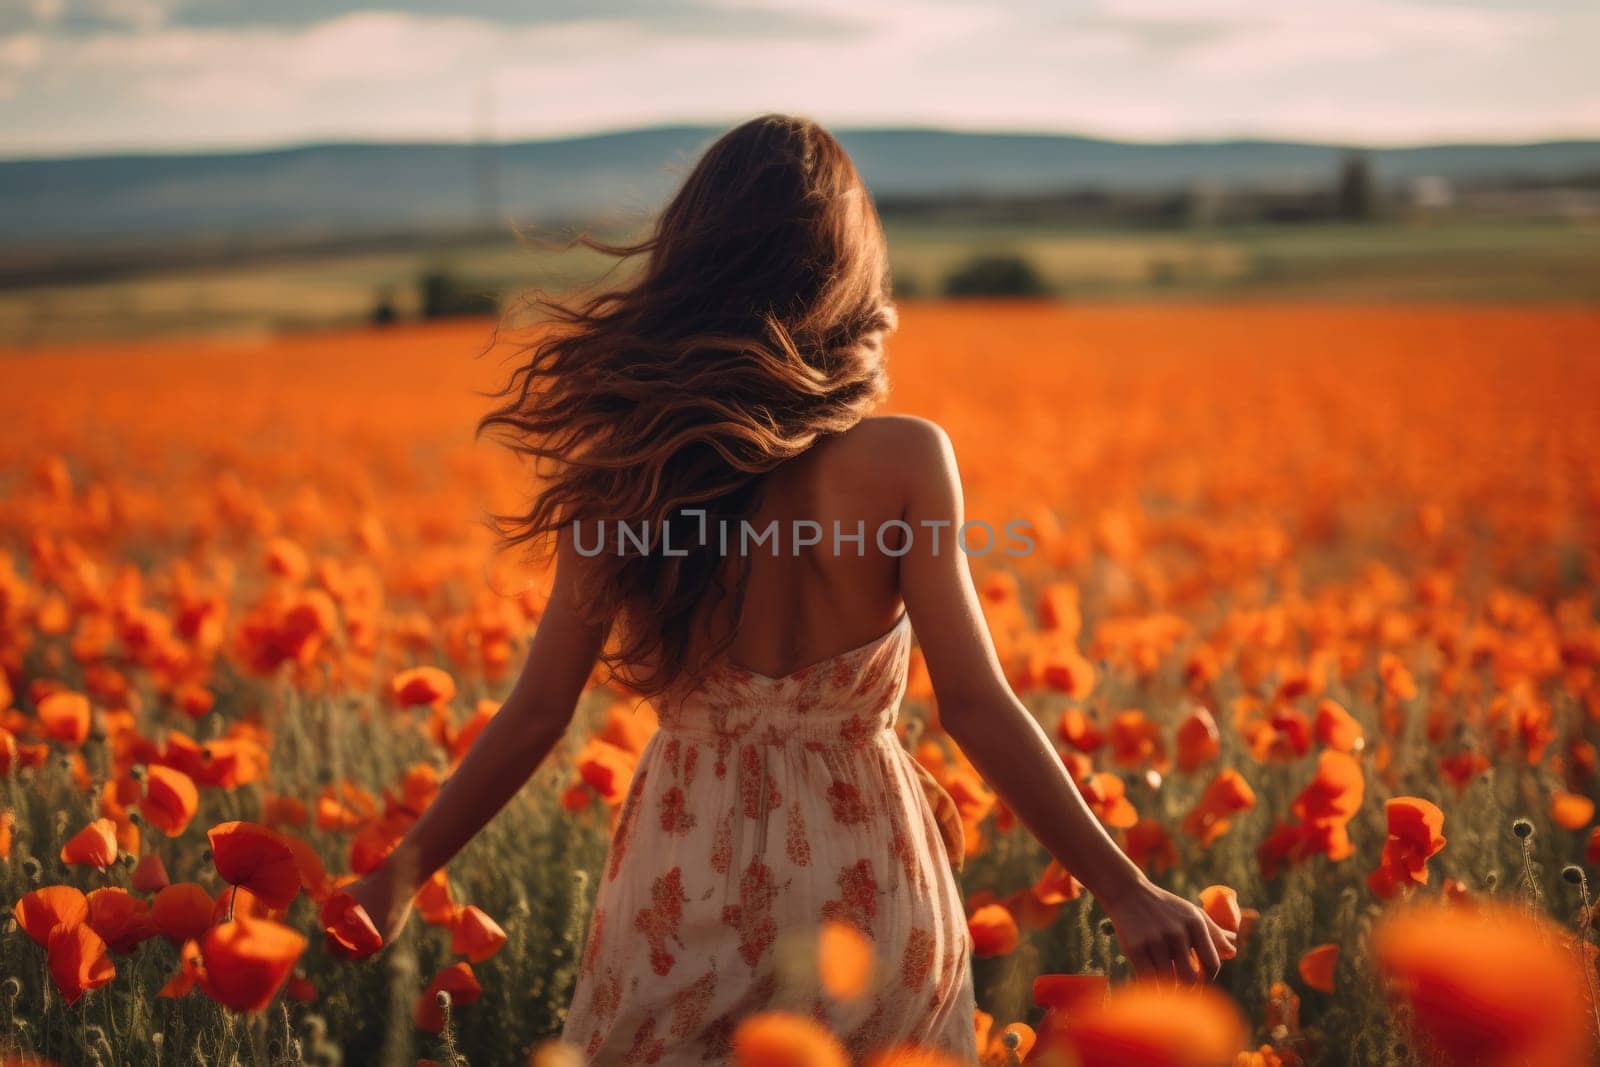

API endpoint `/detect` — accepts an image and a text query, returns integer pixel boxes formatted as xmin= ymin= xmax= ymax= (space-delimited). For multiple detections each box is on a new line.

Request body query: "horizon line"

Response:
xmin=6 ymin=118 xmax=1600 ymax=166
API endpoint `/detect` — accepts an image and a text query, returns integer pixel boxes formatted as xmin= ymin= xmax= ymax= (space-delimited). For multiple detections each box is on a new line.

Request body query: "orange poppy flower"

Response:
xmin=1296 ymin=943 xmax=1338 ymax=993
xmin=152 ymin=882 xmax=215 ymax=943
xmin=1124 ymin=819 xmax=1178 ymax=874
xmin=413 ymin=869 xmax=460 ymax=926
xmin=1032 ymin=859 xmax=1083 ymax=905
xmin=1198 ymin=885 xmax=1242 ymax=938
xmin=864 ymin=1046 xmax=967 ymax=1067
xmin=1031 ymin=972 xmax=1110 ymax=1052
xmin=316 ymin=780 xmax=379 ymax=832
xmin=59 ymin=817 xmax=119 ymax=869
xmin=968 ymin=903 xmax=1020 ymax=958
xmin=0 ymin=809 xmax=12 ymax=859
xmin=131 ymin=851 xmax=171 ymax=893
xmin=413 ymin=962 xmax=482 ymax=1033
xmin=139 ymin=764 xmax=199 ymax=836
xmin=320 ymin=890 xmax=384 ymax=960
xmin=208 ymin=821 xmax=301 ymax=910
xmin=1109 ymin=710 xmax=1168 ymax=771
xmin=574 ymin=738 xmax=638 ymax=805
xmin=13 ymin=885 xmax=90 ymax=946
xmin=1549 ymin=790 xmax=1594 ymax=830
xmin=261 ymin=792 xmax=309 ymax=828
xmin=199 ymin=917 xmax=307 ymax=1012
xmin=1082 ymin=773 xmax=1138 ymax=829
xmin=36 ymin=690 xmax=91 ymax=747
xmin=1313 ymin=699 xmax=1364 ymax=753
xmin=158 ymin=938 xmax=205 ymax=998
xmin=1181 ymin=769 xmax=1257 ymax=846
xmin=47 ymin=921 xmax=115 ymax=1005
xmin=450 ymin=905 xmax=507 ymax=962
xmin=1368 ymin=797 xmax=1446 ymax=899
xmin=391 ymin=665 xmax=457 ymax=708
xmin=1372 ymin=902 xmax=1591 ymax=1067
xmin=1063 ymin=983 xmax=1246 ymax=1067
xmin=1174 ymin=707 xmax=1221 ymax=772
xmin=730 ymin=1011 xmax=849 ymax=1067
xmin=817 ymin=920 xmax=873 ymax=1000
xmin=86 ymin=887 xmax=156 ymax=953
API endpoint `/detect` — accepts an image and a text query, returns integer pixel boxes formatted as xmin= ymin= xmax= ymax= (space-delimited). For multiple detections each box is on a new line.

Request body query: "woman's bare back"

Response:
xmin=697 ymin=414 xmax=930 ymax=680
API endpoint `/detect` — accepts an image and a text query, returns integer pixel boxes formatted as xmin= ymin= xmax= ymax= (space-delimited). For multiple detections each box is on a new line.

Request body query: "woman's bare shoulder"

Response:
xmin=833 ymin=414 xmax=956 ymax=483
xmin=837 ymin=414 xmax=953 ymax=461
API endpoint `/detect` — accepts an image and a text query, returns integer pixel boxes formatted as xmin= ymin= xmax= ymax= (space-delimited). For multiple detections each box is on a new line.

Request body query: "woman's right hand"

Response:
xmin=1101 ymin=875 xmax=1237 ymax=984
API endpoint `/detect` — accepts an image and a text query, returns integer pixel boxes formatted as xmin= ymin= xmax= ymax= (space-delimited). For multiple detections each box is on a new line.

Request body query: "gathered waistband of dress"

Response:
xmin=653 ymin=717 xmax=897 ymax=747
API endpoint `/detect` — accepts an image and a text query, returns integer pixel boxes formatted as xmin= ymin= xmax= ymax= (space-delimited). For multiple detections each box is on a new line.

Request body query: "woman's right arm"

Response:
xmin=892 ymin=416 xmax=1234 ymax=983
xmin=347 ymin=533 xmax=606 ymax=943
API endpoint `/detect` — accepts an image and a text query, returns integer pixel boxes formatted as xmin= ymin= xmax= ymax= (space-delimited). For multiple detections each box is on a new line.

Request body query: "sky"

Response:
xmin=2 ymin=0 xmax=1598 ymax=158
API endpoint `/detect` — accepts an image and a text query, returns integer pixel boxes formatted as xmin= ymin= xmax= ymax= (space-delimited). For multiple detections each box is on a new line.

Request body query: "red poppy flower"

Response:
xmin=131 ymin=851 xmax=171 ymax=893
xmin=48 ymin=922 xmax=116 ymax=1005
xmin=391 ymin=666 xmax=457 ymax=708
xmin=158 ymin=939 xmax=205 ymax=998
xmin=320 ymin=891 xmax=383 ymax=961
xmin=1297 ymin=943 xmax=1338 ymax=993
xmin=37 ymin=690 xmax=91 ymax=747
xmin=59 ymin=817 xmax=119 ymax=869
xmin=450 ymin=905 xmax=507 ymax=962
xmin=1373 ymin=902 xmax=1591 ymax=1067
xmin=87 ymin=887 xmax=157 ymax=953
xmin=968 ymin=904 xmax=1020 ymax=958
xmin=152 ymin=882 xmax=215 ymax=943
xmin=1064 ymin=984 xmax=1245 ymax=1067
xmin=208 ymin=821 xmax=301 ymax=910
xmin=13 ymin=885 xmax=90 ymax=946
xmin=730 ymin=1011 xmax=849 ymax=1067
xmin=199 ymin=917 xmax=307 ymax=1013
xmin=139 ymin=765 xmax=199 ymax=836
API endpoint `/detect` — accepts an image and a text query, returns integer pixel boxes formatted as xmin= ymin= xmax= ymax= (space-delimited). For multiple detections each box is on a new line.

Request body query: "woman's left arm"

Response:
xmin=347 ymin=534 xmax=605 ymax=943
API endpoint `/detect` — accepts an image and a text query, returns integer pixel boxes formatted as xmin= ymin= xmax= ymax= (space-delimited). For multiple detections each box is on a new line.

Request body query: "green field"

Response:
xmin=1 ymin=220 xmax=1596 ymax=344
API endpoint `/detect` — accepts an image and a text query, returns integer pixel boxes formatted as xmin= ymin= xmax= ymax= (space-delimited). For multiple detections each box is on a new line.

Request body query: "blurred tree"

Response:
xmin=942 ymin=253 xmax=1049 ymax=297
xmin=419 ymin=270 xmax=499 ymax=319
xmin=1337 ymin=152 xmax=1379 ymax=221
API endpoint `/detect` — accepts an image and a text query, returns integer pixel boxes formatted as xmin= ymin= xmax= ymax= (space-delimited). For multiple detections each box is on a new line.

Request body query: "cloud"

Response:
xmin=0 ymin=0 xmax=1596 ymax=156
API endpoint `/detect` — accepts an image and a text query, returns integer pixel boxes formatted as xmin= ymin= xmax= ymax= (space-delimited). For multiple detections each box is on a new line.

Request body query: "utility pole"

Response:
xmin=472 ymin=76 xmax=501 ymax=230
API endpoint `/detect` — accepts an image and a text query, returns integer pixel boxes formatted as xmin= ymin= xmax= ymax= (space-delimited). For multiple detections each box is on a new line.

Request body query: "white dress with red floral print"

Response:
xmin=560 ymin=613 xmax=978 ymax=1063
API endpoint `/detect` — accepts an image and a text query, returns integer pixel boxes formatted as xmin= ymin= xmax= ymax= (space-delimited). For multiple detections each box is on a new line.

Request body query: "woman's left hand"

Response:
xmin=1102 ymin=875 xmax=1238 ymax=984
xmin=343 ymin=865 xmax=414 ymax=948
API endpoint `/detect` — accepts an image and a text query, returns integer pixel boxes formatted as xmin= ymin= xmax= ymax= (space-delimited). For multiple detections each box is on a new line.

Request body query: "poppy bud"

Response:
xmin=1561 ymin=865 xmax=1584 ymax=885
xmin=1512 ymin=818 xmax=1534 ymax=839
xmin=1097 ymin=918 xmax=1114 ymax=936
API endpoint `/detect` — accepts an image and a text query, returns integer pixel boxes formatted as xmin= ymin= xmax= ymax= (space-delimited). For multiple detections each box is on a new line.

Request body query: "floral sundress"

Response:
xmin=560 ymin=613 xmax=978 ymax=1063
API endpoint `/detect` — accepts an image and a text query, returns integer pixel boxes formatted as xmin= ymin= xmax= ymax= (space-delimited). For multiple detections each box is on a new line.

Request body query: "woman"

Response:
xmin=349 ymin=114 xmax=1234 ymax=1061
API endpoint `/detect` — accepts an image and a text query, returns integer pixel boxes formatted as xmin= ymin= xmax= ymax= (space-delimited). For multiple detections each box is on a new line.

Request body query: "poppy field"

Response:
xmin=1 ymin=302 xmax=1598 ymax=1066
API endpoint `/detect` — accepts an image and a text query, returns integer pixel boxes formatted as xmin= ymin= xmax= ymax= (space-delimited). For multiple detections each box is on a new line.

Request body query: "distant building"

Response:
xmin=1410 ymin=176 xmax=1455 ymax=210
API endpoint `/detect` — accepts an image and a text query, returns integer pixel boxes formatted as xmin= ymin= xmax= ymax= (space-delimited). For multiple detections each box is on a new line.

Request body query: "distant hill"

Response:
xmin=4 ymin=126 xmax=1599 ymax=246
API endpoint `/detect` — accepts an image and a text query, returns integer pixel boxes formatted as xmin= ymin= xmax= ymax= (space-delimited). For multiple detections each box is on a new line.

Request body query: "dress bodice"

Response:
xmin=654 ymin=613 xmax=913 ymax=747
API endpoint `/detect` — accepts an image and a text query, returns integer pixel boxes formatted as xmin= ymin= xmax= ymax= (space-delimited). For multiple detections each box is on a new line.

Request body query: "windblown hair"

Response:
xmin=479 ymin=114 xmax=897 ymax=696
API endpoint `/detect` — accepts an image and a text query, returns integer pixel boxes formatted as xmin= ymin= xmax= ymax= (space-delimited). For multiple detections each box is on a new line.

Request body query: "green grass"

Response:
xmin=1 ymin=220 xmax=1595 ymax=346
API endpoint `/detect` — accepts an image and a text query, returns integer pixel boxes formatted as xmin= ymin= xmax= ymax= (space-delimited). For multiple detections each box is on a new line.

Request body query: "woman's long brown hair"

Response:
xmin=478 ymin=114 xmax=897 ymax=696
